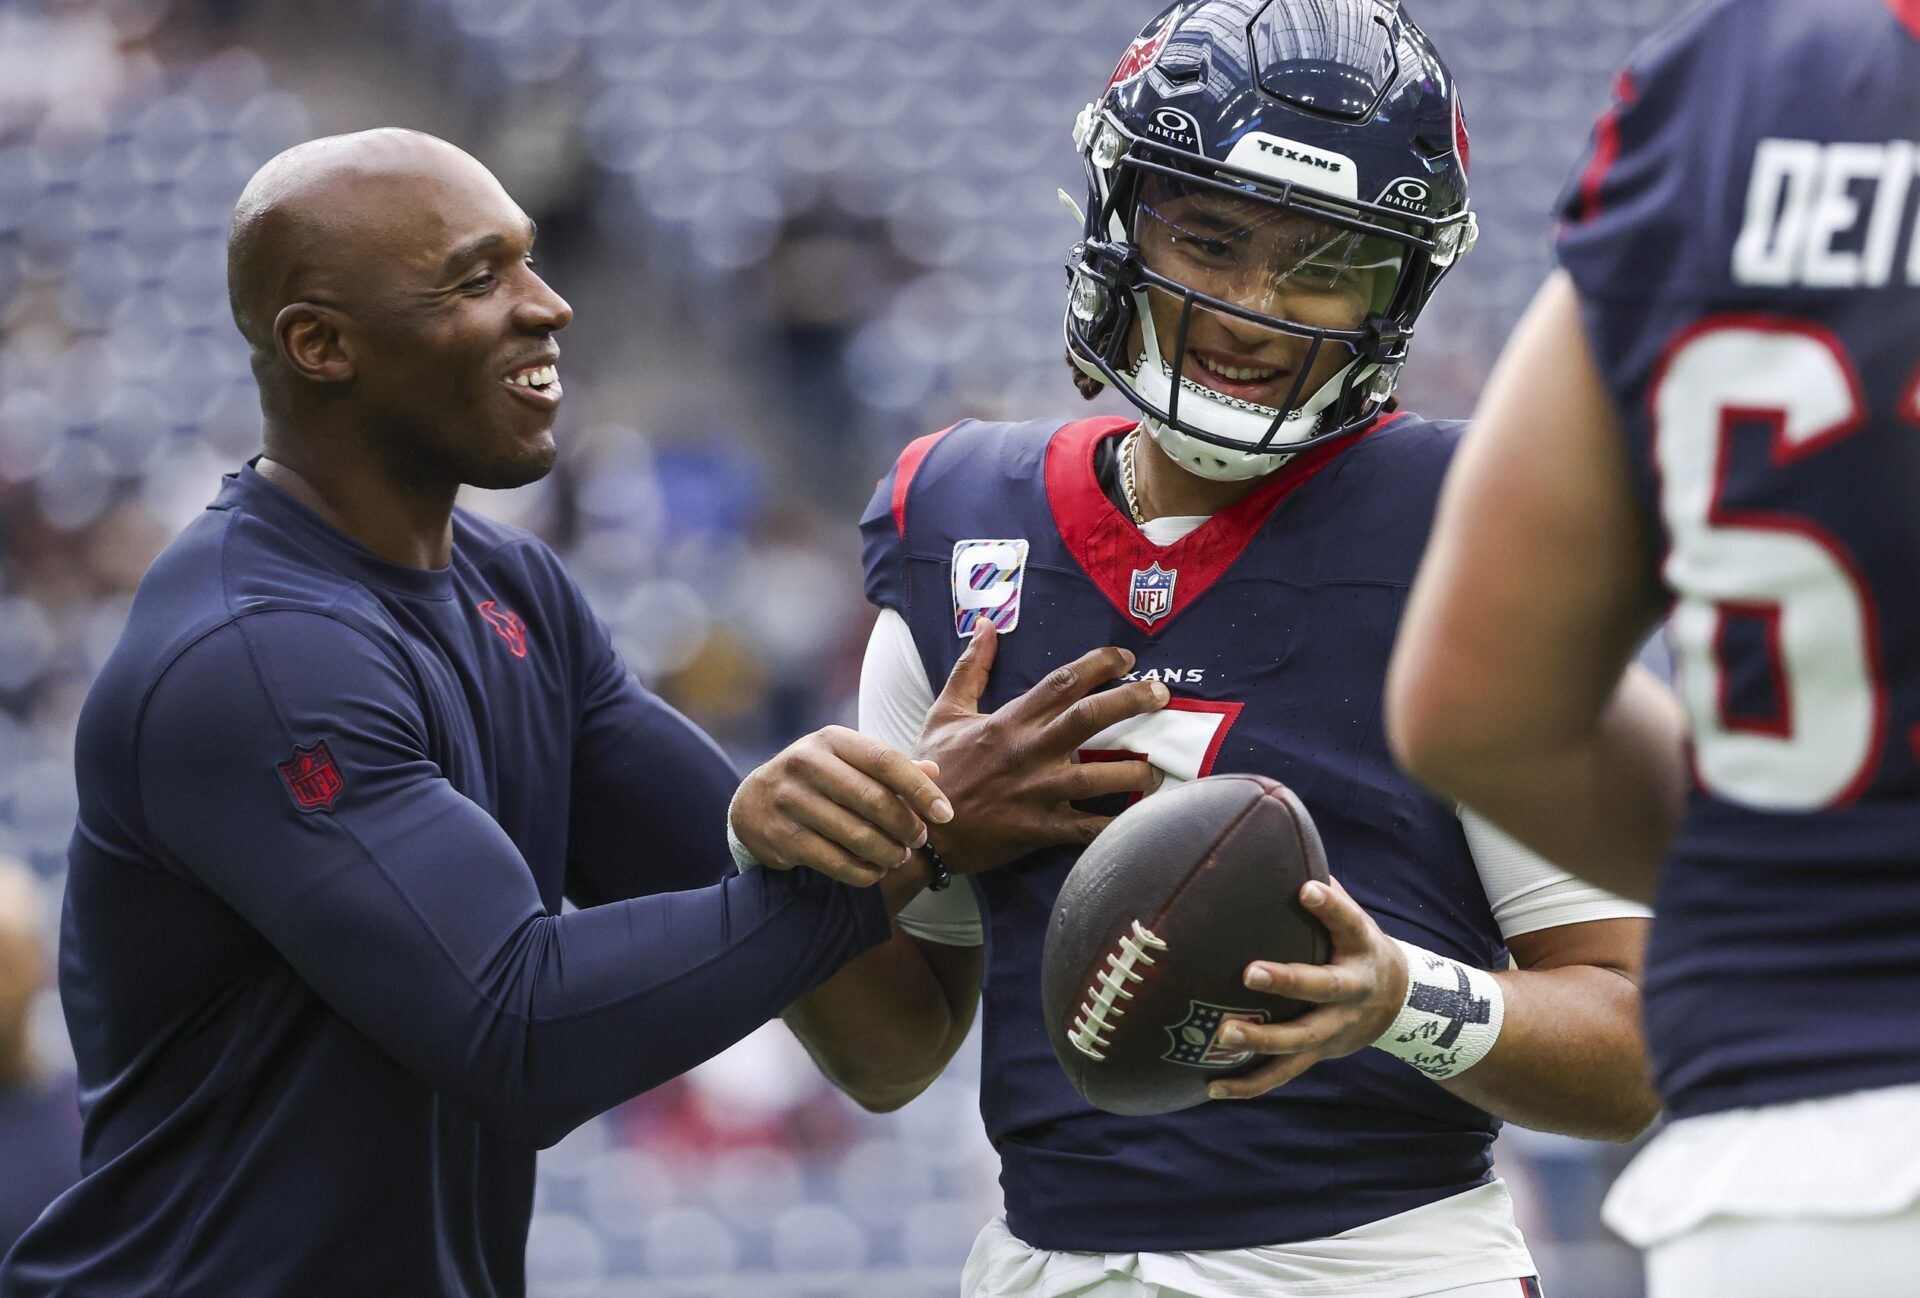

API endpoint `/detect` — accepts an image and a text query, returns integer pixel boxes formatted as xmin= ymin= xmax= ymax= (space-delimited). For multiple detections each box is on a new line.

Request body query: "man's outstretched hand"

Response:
xmin=730 ymin=729 xmax=951 ymax=887
xmin=914 ymin=623 xmax=1169 ymax=874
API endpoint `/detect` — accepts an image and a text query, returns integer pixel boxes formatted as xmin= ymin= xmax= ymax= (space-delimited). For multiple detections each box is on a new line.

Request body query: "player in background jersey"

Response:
xmin=780 ymin=5 xmax=1658 ymax=1296
xmin=1388 ymin=1 xmax=1920 ymax=1293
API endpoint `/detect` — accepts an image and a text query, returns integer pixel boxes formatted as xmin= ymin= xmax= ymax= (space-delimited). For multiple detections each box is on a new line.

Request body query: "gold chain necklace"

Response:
xmin=1120 ymin=428 xmax=1147 ymax=525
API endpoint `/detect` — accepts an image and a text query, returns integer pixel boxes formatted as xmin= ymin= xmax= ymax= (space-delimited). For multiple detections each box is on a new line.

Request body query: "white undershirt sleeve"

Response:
xmin=1460 ymin=809 xmax=1652 ymax=941
xmin=858 ymin=608 xmax=984 ymax=947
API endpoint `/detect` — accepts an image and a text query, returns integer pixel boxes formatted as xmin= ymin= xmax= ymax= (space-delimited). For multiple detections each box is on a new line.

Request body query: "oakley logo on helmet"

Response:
xmin=1146 ymin=107 xmax=1202 ymax=152
xmin=1378 ymin=177 xmax=1433 ymax=214
xmin=1225 ymin=133 xmax=1359 ymax=199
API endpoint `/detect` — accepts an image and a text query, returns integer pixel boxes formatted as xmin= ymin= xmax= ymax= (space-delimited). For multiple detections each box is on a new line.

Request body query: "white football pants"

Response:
xmin=1645 ymin=1202 xmax=1920 ymax=1298
xmin=963 ymin=1273 xmax=1539 ymax=1298
xmin=960 ymin=1214 xmax=1543 ymax=1298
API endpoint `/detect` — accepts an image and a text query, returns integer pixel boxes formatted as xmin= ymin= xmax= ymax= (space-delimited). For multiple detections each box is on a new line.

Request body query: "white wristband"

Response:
xmin=725 ymin=784 xmax=759 ymax=871
xmin=1371 ymin=939 xmax=1505 ymax=1080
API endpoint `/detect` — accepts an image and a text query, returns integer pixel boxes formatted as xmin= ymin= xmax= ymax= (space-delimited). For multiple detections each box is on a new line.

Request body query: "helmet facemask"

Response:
xmin=1066 ymin=112 xmax=1475 ymax=481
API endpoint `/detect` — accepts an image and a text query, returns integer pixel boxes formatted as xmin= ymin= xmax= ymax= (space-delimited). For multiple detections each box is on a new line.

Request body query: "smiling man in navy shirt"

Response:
xmin=0 ymin=129 xmax=973 ymax=1297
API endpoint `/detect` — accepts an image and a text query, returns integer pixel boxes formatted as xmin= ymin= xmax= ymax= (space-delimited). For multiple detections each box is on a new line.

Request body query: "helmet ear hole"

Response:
xmin=1149 ymin=61 xmax=1204 ymax=92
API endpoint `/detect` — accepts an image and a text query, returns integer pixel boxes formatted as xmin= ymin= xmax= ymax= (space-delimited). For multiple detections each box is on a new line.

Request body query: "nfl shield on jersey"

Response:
xmin=1128 ymin=564 xmax=1176 ymax=627
xmin=861 ymin=413 xmax=1509 ymax=1254
xmin=1557 ymin=0 xmax=1920 ymax=1121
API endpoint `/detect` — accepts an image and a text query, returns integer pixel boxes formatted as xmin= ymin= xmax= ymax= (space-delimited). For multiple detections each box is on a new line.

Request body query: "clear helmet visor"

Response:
xmin=1131 ymin=172 xmax=1409 ymax=343
xmin=1098 ymin=173 xmax=1417 ymax=479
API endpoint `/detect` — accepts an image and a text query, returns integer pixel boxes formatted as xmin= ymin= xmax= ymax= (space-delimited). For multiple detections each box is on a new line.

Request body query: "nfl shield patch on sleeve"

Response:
xmin=951 ymin=539 xmax=1030 ymax=636
xmin=277 ymin=740 xmax=344 ymax=813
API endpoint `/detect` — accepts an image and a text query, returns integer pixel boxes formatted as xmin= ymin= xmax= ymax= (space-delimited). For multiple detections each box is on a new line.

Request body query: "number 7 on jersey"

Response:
xmin=1078 ymin=697 xmax=1245 ymax=799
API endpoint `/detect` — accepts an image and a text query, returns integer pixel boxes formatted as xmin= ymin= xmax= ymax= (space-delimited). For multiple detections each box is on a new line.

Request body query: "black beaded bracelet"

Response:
xmin=924 ymin=843 xmax=953 ymax=892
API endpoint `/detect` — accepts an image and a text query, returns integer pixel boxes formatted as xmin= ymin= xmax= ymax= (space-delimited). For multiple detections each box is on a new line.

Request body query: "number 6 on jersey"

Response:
xmin=1654 ymin=318 xmax=1882 ymax=810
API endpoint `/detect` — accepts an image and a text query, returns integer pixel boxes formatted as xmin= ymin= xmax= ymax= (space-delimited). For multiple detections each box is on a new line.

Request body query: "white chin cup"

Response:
xmin=1139 ymin=412 xmax=1293 ymax=482
xmin=1123 ymin=291 xmax=1378 ymax=482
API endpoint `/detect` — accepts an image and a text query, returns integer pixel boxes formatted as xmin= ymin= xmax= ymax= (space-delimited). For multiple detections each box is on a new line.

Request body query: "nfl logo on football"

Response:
xmin=1163 ymin=1001 xmax=1268 ymax=1070
xmin=1129 ymin=563 xmax=1176 ymax=626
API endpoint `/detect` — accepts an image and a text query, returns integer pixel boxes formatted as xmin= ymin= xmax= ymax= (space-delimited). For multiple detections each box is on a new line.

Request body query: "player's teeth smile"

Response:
xmin=1198 ymin=358 xmax=1277 ymax=381
xmin=1190 ymin=351 xmax=1284 ymax=391
xmin=501 ymin=363 xmax=562 ymax=407
xmin=507 ymin=365 xmax=557 ymax=389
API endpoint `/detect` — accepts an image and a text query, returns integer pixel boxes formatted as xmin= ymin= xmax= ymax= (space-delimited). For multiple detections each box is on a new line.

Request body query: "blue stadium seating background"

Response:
xmin=0 ymin=1 xmax=1690 ymax=1291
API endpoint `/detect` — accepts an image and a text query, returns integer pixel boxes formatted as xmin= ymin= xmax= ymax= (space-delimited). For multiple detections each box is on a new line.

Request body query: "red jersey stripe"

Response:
xmin=890 ymin=424 xmax=957 ymax=537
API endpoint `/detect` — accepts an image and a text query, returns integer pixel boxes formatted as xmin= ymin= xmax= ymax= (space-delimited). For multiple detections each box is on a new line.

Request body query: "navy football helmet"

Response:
xmin=1064 ymin=0 xmax=1476 ymax=480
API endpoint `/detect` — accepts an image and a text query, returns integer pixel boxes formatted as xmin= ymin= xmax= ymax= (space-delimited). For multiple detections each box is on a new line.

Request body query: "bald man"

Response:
xmin=0 ymin=129 xmax=966 ymax=1296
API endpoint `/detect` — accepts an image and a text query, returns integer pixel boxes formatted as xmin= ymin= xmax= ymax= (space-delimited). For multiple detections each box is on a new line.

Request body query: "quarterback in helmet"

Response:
xmin=787 ymin=4 xmax=1658 ymax=1295
xmin=1061 ymin=0 xmax=1475 ymax=479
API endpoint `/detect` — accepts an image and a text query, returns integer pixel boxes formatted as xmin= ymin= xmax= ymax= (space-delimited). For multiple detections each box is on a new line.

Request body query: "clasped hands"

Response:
xmin=728 ymin=623 xmax=1168 ymax=886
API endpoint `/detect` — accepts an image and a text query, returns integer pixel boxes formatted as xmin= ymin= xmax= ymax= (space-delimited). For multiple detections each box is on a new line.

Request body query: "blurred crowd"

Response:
xmin=0 ymin=0 xmax=1686 ymax=1292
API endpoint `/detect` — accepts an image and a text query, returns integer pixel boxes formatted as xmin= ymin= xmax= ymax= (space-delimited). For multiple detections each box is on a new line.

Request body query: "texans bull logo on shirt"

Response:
xmin=476 ymin=599 xmax=529 ymax=658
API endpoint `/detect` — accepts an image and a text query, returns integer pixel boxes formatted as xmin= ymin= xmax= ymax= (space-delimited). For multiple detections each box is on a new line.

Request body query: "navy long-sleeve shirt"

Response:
xmin=0 ymin=1080 xmax=78 ymax=1260
xmin=0 ymin=464 xmax=889 ymax=1297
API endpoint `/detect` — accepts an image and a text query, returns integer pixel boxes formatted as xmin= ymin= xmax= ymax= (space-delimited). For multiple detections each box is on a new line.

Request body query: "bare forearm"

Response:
xmin=783 ymin=928 xmax=956 ymax=1111
xmin=1436 ymin=962 xmax=1658 ymax=1141
xmin=784 ymin=861 xmax=981 ymax=1113
xmin=1404 ymin=667 xmax=1687 ymax=906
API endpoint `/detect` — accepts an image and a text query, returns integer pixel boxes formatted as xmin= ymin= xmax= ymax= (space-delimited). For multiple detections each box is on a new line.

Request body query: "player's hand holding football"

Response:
xmin=1205 ymin=877 xmax=1410 ymax=1100
xmin=730 ymin=729 xmax=952 ymax=887
xmin=911 ymin=622 xmax=1170 ymax=874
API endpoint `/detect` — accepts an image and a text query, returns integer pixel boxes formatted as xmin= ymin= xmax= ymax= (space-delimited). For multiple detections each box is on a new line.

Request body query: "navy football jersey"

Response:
xmin=1557 ymin=0 xmax=1920 ymax=1119
xmin=861 ymin=414 xmax=1510 ymax=1252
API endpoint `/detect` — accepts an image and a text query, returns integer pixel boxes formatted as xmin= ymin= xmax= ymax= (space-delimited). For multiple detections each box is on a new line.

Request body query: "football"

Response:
xmin=1041 ymin=774 xmax=1333 ymax=1116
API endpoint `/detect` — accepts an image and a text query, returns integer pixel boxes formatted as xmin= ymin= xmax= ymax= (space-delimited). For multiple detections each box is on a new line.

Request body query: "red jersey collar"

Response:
xmin=1043 ymin=413 xmax=1408 ymax=634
